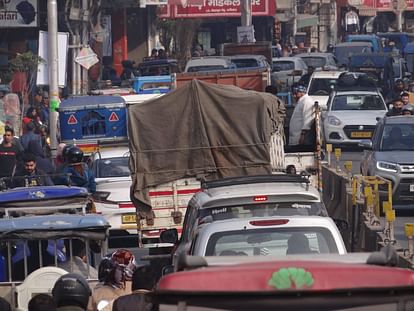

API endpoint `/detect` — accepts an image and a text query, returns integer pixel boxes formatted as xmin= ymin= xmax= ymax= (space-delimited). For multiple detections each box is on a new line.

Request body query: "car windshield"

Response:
xmin=199 ymin=202 xmax=327 ymax=222
xmin=205 ymin=227 xmax=338 ymax=256
xmin=187 ymin=65 xmax=228 ymax=72
xmin=308 ymin=78 xmax=338 ymax=95
xmin=335 ymin=45 xmax=372 ymax=66
xmin=331 ymin=95 xmax=386 ymax=111
xmin=272 ymin=61 xmax=294 ymax=71
xmin=301 ymin=57 xmax=326 ymax=68
xmin=231 ymin=59 xmax=260 ymax=68
xmin=380 ymin=124 xmax=414 ymax=151
xmin=95 ymin=156 xmax=130 ymax=178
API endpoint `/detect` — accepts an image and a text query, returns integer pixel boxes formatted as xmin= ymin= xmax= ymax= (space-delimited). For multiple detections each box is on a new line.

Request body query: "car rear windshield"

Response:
xmin=198 ymin=202 xmax=327 ymax=222
xmin=380 ymin=124 xmax=414 ymax=151
xmin=231 ymin=59 xmax=260 ymax=68
xmin=205 ymin=227 xmax=339 ymax=256
xmin=187 ymin=65 xmax=228 ymax=72
xmin=95 ymin=157 xmax=130 ymax=178
xmin=308 ymin=78 xmax=338 ymax=95
xmin=301 ymin=57 xmax=326 ymax=68
xmin=331 ymin=95 xmax=386 ymax=111
xmin=272 ymin=61 xmax=294 ymax=71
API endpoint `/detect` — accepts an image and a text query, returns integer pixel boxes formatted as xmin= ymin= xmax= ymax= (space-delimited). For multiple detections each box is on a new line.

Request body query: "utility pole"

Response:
xmin=241 ymin=0 xmax=252 ymax=26
xmin=47 ymin=0 xmax=59 ymax=159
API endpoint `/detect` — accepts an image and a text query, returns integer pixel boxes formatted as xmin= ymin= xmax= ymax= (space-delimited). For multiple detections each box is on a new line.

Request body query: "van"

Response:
xmin=184 ymin=56 xmax=236 ymax=72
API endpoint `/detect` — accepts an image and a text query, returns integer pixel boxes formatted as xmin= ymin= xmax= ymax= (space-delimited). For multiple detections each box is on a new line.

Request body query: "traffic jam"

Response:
xmin=3 ymin=34 xmax=414 ymax=311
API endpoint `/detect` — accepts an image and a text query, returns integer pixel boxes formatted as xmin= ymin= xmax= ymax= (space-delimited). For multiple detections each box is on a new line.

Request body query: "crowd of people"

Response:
xmin=0 ymin=248 xmax=157 ymax=311
xmin=0 ymin=122 xmax=96 ymax=193
xmin=386 ymin=79 xmax=414 ymax=116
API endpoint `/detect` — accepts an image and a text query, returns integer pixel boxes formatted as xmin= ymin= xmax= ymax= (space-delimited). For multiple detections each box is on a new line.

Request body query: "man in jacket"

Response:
xmin=289 ymin=85 xmax=315 ymax=146
xmin=13 ymin=153 xmax=54 ymax=187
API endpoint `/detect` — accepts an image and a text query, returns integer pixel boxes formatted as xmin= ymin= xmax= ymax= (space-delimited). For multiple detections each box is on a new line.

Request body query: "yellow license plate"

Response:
xmin=350 ymin=131 xmax=372 ymax=138
xmin=122 ymin=214 xmax=136 ymax=224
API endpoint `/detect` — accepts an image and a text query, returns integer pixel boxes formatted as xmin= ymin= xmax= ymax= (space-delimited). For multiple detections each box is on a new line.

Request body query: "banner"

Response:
xmin=36 ymin=31 xmax=69 ymax=87
xmin=0 ymin=0 xmax=38 ymax=28
xmin=160 ymin=0 xmax=274 ymax=18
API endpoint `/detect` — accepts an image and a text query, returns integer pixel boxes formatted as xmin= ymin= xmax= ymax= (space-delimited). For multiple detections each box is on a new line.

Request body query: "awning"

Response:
xmin=297 ymin=14 xmax=319 ymax=29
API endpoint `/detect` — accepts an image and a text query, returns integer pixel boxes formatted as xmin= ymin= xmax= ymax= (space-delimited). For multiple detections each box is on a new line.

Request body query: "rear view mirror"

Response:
xmin=160 ymin=228 xmax=179 ymax=244
xmin=358 ymin=139 xmax=373 ymax=149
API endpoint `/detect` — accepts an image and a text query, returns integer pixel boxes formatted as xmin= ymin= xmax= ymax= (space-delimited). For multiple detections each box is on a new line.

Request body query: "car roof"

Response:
xmin=197 ymin=215 xmax=335 ymax=233
xmin=193 ymin=175 xmax=321 ymax=209
xmin=310 ymin=71 xmax=343 ymax=78
xmin=296 ymin=52 xmax=334 ymax=58
xmin=186 ymin=57 xmax=232 ymax=66
xmin=93 ymin=146 xmax=130 ymax=159
xmin=272 ymin=56 xmax=304 ymax=62
xmin=383 ymin=115 xmax=414 ymax=124
xmin=333 ymin=90 xmax=380 ymax=95
xmin=229 ymin=54 xmax=267 ymax=60
xmin=335 ymin=42 xmax=373 ymax=47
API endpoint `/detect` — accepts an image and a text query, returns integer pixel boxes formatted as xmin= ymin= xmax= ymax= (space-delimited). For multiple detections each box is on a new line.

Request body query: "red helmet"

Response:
xmin=111 ymin=249 xmax=137 ymax=280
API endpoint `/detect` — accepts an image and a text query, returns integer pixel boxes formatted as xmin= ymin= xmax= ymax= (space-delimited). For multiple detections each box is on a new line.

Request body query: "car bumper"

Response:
xmin=324 ymin=124 xmax=375 ymax=145
xmin=372 ymin=170 xmax=414 ymax=204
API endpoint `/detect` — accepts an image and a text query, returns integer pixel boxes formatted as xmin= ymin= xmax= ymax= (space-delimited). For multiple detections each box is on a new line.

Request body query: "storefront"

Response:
xmin=159 ymin=0 xmax=276 ymax=53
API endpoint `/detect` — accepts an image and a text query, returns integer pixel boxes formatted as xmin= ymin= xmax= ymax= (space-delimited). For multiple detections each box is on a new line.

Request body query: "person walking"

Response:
xmin=289 ymin=85 xmax=315 ymax=146
xmin=20 ymin=121 xmax=41 ymax=151
xmin=52 ymin=273 xmax=91 ymax=311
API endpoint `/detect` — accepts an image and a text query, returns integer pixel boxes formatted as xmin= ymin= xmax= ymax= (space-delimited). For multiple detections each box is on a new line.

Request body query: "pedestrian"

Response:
xmin=55 ymin=143 xmax=66 ymax=168
xmin=386 ymin=79 xmax=406 ymax=104
xmin=112 ymin=265 xmax=157 ymax=311
xmin=88 ymin=249 xmax=136 ymax=311
xmin=0 ymin=127 xmax=22 ymax=180
xmin=26 ymin=106 xmax=43 ymax=133
xmin=400 ymin=92 xmax=414 ymax=109
xmin=298 ymin=66 xmax=315 ymax=88
xmin=158 ymin=48 xmax=166 ymax=59
xmin=27 ymin=139 xmax=55 ymax=174
xmin=28 ymin=293 xmax=57 ymax=311
xmin=12 ymin=153 xmax=54 ymax=187
xmin=402 ymin=107 xmax=413 ymax=115
xmin=289 ymin=85 xmax=315 ymax=146
xmin=59 ymin=239 xmax=99 ymax=279
xmin=20 ymin=121 xmax=41 ymax=151
xmin=150 ymin=48 xmax=158 ymax=59
xmin=265 ymin=85 xmax=278 ymax=96
xmin=344 ymin=6 xmax=360 ymax=34
xmin=38 ymin=91 xmax=50 ymax=126
xmin=52 ymin=273 xmax=91 ymax=311
xmin=386 ymin=98 xmax=404 ymax=116
xmin=60 ymin=146 xmax=96 ymax=193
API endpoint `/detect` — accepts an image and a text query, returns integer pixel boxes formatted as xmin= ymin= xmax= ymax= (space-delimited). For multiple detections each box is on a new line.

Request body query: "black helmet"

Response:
xmin=67 ymin=146 xmax=84 ymax=163
xmin=62 ymin=144 xmax=73 ymax=162
xmin=52 ymin=273 xmax=91 ymax=308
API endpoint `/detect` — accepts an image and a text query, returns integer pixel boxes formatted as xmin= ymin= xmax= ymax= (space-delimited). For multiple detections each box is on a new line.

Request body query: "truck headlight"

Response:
xmin=377 ymin=161 xmax=398 ymax=172
xmin=327 ymin=116 xmax=341 ymax=126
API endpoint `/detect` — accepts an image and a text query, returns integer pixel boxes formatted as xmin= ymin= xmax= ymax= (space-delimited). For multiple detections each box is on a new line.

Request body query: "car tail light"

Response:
xmin=253 ymin=196 xmax=268 ymax=202
xmin=249 ymin=219 xmax=289 ymax=226
xmin=118 ymin=202 xmax=135 ymax=209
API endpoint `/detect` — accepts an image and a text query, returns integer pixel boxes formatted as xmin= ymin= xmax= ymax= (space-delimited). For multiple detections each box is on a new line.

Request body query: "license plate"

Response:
xmin=410 ymin=185 xmax=414 ymax=192
xmin=350 ymin=131 xmax=372 ymax=138
xmin=121 ymin=214 xmax=136 ymax=224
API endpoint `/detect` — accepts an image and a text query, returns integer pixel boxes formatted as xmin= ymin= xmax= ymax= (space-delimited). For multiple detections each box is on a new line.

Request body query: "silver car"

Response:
xmin=360 ymin=116 xmax=414 ymax=204
xmin=271 ymin=57 xmax=308 ymax=90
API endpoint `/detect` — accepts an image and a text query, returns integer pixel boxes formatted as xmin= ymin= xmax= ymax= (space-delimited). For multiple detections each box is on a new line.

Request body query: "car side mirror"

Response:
xmin=160 ymin=228 xmax=179 ymax=244
xmin=358 ymin=139 xmax=373 ymax=149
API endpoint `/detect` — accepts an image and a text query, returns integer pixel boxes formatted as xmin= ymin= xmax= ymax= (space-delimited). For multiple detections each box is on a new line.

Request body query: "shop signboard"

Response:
xmin=160 ymin=0 xmax=274 ymax=18
xmin=0 ymin=0 xmax=38 ymax=28
xmin=375 ymin=0 xmax=391 ymax=9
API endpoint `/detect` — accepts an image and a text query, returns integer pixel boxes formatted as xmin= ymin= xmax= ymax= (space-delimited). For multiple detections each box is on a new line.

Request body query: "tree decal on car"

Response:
xmin=268 ymin=267 xmax=314 ymax=289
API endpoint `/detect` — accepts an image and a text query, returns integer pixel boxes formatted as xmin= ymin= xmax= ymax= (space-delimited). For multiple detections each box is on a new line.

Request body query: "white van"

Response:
xmin=184 ymin=56 xmax=236 ymax=73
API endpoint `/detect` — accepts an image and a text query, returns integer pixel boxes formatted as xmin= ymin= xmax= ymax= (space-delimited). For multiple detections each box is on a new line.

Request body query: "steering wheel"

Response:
xmin=313 ymin=90 xmax=329 ymax=95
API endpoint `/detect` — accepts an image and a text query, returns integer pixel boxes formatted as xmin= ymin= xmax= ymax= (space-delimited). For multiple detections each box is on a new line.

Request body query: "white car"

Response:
xmin=323 ymin=90 xmax=388 ymax=145
xmin=190 ymin=215 xmax=347 ymax=257
xmin=184 ymin=56 xmax=235 ymax=72
xmin=90 ymin=146 xmax=133 ymax=233
xmin=307 ymin=70 xmax=344 ymax=110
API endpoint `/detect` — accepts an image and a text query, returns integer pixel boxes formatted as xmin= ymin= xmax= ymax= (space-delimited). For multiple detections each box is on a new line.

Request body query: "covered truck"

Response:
xmin=128 ymin=80 xmax=285 ymax=245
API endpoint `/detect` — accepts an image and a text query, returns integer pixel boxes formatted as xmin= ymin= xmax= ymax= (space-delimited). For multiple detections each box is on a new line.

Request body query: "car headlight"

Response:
xmin=376 ymin=161 xmax=398 ymax=173
xmin=327 ymin=116 xmax=341 ymax=126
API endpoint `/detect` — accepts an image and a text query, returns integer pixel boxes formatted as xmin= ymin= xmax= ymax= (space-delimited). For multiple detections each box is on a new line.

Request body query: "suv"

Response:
xmin=323 ymin=88 xmax=387 ymax=146
xmin=360 ymin=116 xmax=414 ymax=204
xmin=161 ymin=175 xmax=328 ymax=262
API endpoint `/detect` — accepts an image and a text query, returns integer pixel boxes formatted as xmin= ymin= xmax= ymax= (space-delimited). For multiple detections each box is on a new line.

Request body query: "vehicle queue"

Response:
xmin=2 ymin=35 xmax=414 ymax=311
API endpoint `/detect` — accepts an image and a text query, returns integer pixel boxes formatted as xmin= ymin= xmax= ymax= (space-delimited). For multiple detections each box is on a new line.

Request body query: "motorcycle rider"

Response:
xmin=52 ymin=273 xmax=91 ymax=311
